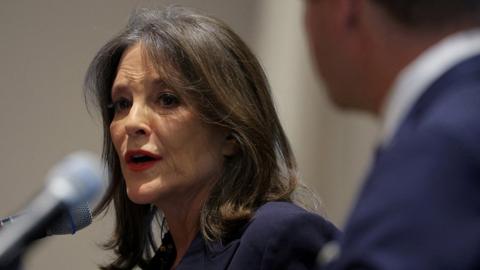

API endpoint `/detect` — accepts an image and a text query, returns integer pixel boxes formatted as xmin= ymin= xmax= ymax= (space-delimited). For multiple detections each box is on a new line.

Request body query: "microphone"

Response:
xmin=0 ymin=201 xmax=93 ymax=238
xmin=0 ymin=151 xmax=106 ymax=267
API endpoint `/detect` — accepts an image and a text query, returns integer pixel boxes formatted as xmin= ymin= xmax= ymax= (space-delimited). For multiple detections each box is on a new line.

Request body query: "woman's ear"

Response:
xmin=222 ymin=133 xmax=239 ymax=157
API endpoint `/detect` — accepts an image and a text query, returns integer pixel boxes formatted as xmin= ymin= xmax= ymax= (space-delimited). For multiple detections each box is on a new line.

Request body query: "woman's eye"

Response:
xmin=157 ymin=93 xmax=180 ymax=108
xmin=109 ymin=98 xmax=131 ymax=113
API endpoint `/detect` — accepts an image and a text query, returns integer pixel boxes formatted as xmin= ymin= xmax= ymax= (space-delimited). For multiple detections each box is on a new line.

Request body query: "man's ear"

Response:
xmin=320 ymin=0 xmax=365 ymax=37
xmin=342 ymin=0 xmax=364 ymax=30
xmin=222 ymin=133 xmax=239 ymax=157
xmin=340 ymin=0 xmax=373 ymax=55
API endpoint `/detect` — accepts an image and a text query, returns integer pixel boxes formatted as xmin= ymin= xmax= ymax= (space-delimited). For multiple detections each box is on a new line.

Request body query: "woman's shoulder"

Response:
xmin=246 ymin=201 xmax=337 ymax=237
xmin=238 ymin=201 xmax=339 ymax=251
xmin=224 ymin=201 xmax=338 ymax=269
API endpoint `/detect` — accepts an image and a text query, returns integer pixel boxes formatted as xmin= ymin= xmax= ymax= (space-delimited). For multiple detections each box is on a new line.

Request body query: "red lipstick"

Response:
xmin=124 ymin=150 xmax=162 ymax=172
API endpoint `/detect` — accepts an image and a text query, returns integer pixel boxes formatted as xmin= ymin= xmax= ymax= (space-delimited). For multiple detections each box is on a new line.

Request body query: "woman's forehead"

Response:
xmin=115 ymin=44 xmax=177 ymax=85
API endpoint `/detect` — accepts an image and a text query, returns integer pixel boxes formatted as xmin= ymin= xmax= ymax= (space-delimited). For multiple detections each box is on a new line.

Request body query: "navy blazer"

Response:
xmin=330 ymin=54 xmax=480 ymax=269
xmin=148 ymin=201 xmax=338 ymax=270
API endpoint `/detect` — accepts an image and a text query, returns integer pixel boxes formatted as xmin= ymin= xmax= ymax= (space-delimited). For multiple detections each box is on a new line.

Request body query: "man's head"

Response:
xmin=371 ymin=0 xmax=480 ymax=28
xmin=305 ymin=0 xmax=480 ymax=113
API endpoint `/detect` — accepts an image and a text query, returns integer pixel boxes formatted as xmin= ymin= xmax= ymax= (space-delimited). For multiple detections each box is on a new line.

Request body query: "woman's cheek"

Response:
xmin=110 ymin=122 xmax=124 ymax=153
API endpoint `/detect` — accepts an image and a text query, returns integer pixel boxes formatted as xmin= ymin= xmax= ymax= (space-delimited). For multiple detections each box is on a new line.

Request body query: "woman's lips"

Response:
xmin=126 ymin=160 xmax=158 ymax=172
xmin=124 ymin=150 xmax=162 ymax=172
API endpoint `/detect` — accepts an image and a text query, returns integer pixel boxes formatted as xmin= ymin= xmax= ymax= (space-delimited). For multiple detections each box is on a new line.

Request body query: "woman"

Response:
xmin=84 ymin=6 xmax=337 ymax=270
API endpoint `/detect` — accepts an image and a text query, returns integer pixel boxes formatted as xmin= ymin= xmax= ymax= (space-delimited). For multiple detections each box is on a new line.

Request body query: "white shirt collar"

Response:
xmin=380 ymin=28 xmax=480 ymax=146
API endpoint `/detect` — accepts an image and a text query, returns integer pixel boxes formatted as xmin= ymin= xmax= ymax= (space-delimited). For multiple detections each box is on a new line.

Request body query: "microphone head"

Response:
xmin=0 ymin=151 xmax=106 ymax=266
xmin=45 ymin=151 xmax=107 ymax=208
xmin=45 ymin=201 xmax=92 ymax=236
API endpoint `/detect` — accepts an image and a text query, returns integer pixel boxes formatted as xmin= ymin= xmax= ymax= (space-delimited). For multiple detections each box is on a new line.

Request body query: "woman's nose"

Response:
xmin=124 ymin=105 xmax=152 ymax=137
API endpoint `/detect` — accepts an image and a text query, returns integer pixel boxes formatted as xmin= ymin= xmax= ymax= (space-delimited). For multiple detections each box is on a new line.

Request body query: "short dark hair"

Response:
xmin=84 ymin=6 xmax=312 ymax=270
xmin=371 ymin=0 xmax=480 ymax=28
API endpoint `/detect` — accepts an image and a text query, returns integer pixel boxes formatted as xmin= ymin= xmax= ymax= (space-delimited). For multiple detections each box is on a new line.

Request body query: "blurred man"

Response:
xmin=304 ymin=0 xmax=480 ymax=269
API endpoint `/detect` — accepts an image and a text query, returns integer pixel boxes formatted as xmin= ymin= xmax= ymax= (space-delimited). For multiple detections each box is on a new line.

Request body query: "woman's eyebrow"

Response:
xmin=111 ymin=83 xmax=129 ymax=97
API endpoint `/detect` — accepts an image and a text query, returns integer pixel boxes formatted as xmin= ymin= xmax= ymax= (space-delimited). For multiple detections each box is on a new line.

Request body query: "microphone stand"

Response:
xmin=0 ymin=220 xmax=24 ymax=270
xmin=0 ymin=253 xmax=24 ymax=270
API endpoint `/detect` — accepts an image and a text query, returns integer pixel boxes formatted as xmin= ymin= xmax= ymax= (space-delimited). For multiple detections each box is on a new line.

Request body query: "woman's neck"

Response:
xmin=165 ymin=209 xmax=200 ymax=268
xmin=156 ymin=187 xmax=210 ymax=268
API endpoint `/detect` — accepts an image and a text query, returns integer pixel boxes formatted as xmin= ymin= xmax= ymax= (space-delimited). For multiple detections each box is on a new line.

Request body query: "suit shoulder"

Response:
xmin=424 ymin=82 xmax=480 ymax=131
xmin=406 ymin=79 xmax=480 ymax=161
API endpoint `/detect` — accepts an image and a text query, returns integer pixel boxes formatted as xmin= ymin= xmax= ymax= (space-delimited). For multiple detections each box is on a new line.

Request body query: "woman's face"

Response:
xmin=109 ymin=43 xmax=234 ymax=207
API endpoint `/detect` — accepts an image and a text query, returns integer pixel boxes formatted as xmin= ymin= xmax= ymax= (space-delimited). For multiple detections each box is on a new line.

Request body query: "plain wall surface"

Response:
xmin=0 ymin=1 xmax=378 ymax=269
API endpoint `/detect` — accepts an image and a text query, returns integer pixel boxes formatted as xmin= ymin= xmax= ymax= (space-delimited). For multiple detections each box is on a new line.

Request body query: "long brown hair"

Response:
xmin=84 ymin=6 xmax=309 ymax=270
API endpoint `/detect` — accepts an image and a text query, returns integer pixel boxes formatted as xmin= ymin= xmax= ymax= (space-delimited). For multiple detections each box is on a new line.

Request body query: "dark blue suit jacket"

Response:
xmin=152 ymin=201 xmax=338 ymax=270
xmin=330 ymin=54 xmax=480 ymax=269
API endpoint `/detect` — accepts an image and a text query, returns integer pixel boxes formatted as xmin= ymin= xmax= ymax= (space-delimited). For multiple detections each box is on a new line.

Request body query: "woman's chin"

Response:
xmin=126 ymin=186 xmax=162 ymax=205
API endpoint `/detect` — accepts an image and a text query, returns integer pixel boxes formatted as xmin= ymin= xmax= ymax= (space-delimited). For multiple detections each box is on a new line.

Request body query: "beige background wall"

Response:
xmin=0 ymin=0 xmax=378 ymax=269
